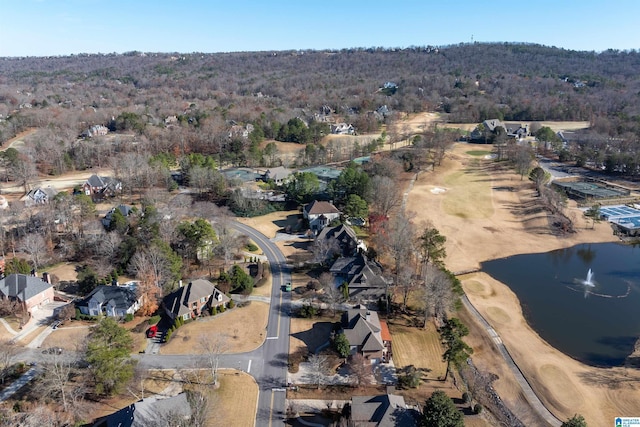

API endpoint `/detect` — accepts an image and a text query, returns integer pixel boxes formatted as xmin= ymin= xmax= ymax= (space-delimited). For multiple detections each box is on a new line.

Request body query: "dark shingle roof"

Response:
xmin=351 ymin=394 xmax=417 ymax=427
xmin=0 ymin=274 xmax=52 ymax=301
xmin=163 ymin=279 xmax=229 ymax=318
xmin=80 ymin=285 xmax=138 ymax=311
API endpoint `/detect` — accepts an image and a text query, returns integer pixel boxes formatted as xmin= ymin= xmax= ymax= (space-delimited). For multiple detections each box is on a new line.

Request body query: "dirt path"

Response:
xmin=405 ymin=143 xmax=639 ymax=426
xmin=0 ymin=128 xmax=38 ymax=151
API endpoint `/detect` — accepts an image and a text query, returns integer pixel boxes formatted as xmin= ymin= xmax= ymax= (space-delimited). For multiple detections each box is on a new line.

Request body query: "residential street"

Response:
xmin=137 ymin=221 xmax=292 ymax=426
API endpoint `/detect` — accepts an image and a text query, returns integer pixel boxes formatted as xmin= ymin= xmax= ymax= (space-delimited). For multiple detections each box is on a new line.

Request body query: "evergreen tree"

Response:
xmin=422 ymin=390 xmax=464 ymax=427
xmin=86 ymin=317 xmax=136 ymax=396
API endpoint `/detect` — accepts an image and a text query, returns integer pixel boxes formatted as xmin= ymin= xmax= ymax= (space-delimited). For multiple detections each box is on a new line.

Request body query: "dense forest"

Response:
xmin=0 ymin=42 xmax=639 ymax=176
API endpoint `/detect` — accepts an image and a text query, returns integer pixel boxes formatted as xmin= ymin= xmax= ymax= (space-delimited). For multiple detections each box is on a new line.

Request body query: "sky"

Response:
xmin=0 ymin=0 xmax=638 ymax=57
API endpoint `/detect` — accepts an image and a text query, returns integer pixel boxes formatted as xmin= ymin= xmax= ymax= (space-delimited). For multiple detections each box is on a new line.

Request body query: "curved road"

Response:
xmin=139 ymin=221 xmax=292 ymax=426
xmin=462 ymin=295 xmax=562 ymax=427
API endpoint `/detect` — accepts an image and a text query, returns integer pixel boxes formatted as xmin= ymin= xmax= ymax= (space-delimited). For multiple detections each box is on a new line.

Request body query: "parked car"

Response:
xmin=51 ymin=320 xmax=61 ymax=329
xmin=147 ymin=325 xmax=158 ymax=338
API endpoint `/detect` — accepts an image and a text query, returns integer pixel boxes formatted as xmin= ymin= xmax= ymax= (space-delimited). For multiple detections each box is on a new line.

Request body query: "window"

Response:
xmin=200 ymin=297 xmax=206 ymax=303
xmin=183 ymin=313 xmax=189 ymax=320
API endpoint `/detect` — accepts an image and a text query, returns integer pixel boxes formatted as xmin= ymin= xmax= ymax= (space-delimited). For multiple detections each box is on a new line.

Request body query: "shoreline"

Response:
xmin=406 ymin=143 xmax=639 ymax=426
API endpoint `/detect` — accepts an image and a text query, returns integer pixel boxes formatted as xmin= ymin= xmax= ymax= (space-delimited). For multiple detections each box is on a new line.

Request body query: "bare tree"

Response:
xmin=396 ymin=263 xmax=419 ymax=312
xmin=370 ymin=176 xmax=402 ymax=217
xmin=319 ymin=272 xmax=342 ymax=317
xmin=57 ymin=303 xmax=75 ymax=321
xmin=0 ymin=340 xmax=18 ymax=385
xmin=421 ymin=264 xmax=455 ymax=327
xmin=199 ymin=333 xmax=229 ymax=386
xmin=20 ymin=233 xmax=49 ymax=270
xmin=307 ymin=353 xmax=331 ymax=389
xmin=311 ymin=236 xmax=340 ymax=266
xmin=214 ymin=218 xmax=242 ymax=269
xmin=349 ymin=353 xmax=373 ymax=389
xmin=378 ymin=210 xmax=416 ymax=298
xmin=38 ymin=352 xmax=85 ymax=414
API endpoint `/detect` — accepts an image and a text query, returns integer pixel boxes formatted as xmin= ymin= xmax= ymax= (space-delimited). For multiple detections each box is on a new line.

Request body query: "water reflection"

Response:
xmin=482 ymin=242 xmax=640 ymax=366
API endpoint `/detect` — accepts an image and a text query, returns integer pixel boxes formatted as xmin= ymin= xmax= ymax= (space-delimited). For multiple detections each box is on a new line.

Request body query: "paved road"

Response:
xmin=137 ymin=221 xmax=292 ymax=426
xmin=461 ymin=295 xmax=562 ymax=427
xmin=9 ymin=221 xmax=291 ymax=424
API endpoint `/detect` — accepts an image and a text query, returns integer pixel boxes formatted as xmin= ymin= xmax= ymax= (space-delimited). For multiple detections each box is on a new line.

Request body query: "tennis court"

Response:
xmin=598 ymin=204 xmax=640 ymax=230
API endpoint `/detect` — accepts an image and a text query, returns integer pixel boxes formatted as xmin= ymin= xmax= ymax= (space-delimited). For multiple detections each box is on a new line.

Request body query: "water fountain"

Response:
xmin=583 ymin=268 xmax=595 ymax=287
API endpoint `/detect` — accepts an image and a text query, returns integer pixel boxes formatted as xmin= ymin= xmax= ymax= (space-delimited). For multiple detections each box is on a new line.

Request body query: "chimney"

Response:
xmin=179 ymin=280 xmax=183 ymax=288
xmin=365 ymin=311 xmax=371 ymax=322
xmin=42 ymin=272 xmax=51 ymax=284
xmin=31 ymin=269 xmax=37 ymax=277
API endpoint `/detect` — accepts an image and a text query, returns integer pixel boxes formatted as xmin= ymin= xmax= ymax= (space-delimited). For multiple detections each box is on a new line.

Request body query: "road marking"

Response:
xmin=266 ymin=336 xmax=279 ymax=340
xmin=269 ymin=389 xmax=274 ymax=427
xmin=247 ymin=359 xmax=252 ymax=373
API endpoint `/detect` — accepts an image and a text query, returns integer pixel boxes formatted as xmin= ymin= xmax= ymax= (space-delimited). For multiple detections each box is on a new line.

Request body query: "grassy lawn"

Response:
xmin=41 ymin=325 xmax=92 ymax=351
xmin=389 ymin=322 xmax=447 ymax=380
xmin=160 ymin=302 xmax=269 ymax=354
xmin=466 ymin=150 xmax=492 ymax=157
xmin=251 ymin=265 xmax=272 ymax=298
xmin=212 ymin=371 xmax=258 ymax=427
xmin=442 ymin=160 xmax=493 ymax=219
xmin=290 ymin=315 xmax=337 ymax=354
xmin=237 ymin=210 xmax=301 ymax=239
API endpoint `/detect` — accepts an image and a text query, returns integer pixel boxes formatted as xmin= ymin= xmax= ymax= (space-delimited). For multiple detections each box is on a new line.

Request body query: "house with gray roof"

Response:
xmin=163 ymin=279 xmax=230 ymax=321
xmin=262 ymin=166 xmax=292 ymax=186
xmin=93 ymin=392 xmax=191 ymax=427
xmin=350 ymin=393 xmax=418 ymax=427
xmin=82 ymin=174 xmax=122 ymax=199
xmin=77 ymin=285 xmax=141 ymax=318
xmin=24 ymin=186 xmax=58 ymax=206
xmin=341 ymin=305 xmax=391 ymax=363
xmin=317 ymin=224 xmax=359 ymax=257
xmin=304 ymin=200 xmax=341 ymax=232
xmin=0 ymin=273 xmax=54 ymax=316
xmin=330 ymin=253 xmax=389 ymax=303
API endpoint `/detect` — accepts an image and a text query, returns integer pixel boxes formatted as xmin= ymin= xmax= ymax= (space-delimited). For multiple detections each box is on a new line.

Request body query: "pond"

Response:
xmin=482 ymin=242 xmax=640 ymax=367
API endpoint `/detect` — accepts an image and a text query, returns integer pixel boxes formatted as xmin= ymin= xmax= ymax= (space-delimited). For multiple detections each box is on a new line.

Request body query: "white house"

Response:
xmin=303 ymin=200 xmax=341 ymax=232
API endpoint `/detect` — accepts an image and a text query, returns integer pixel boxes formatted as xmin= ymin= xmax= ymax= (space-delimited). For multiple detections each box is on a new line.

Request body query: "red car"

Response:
xmin=146 ymin=325 xmax=158 ymax=338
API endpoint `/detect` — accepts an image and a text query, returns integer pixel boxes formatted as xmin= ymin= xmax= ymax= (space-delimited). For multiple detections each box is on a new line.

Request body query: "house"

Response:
xmin=82 ymin=174 xmax=122 ymax=199
xmin=0 ymin=273 xmax=54 ymax=316
xmin=262 ymin=166 xmax=292 ymax=186
xmin=341 ymin=305 xmax=392 ymax=363
xmin=163 ymin=279 xmax=230 ymax=321
xmin=77 ymin=285 xmax=141 ymax=318
xmin=303 ymin=200 xmax=341 ymax=232
xmin=330 ymin=253 xmax=389 ymax=303
xmin=24 ymin=186 xmax=58 ymax=206
xmin=101 ymin=204 xmax=134 ymax=228
xmin=350 ymin=393 xmax=418 ymax=427
xmin=330 ymin=123 xmax=355 ymax=135
xmin=92 ymin=392 xmax=190 ymax=427
xmin=503 ymin=122 xmax=529 ymax=139
xmin=83 ymin=124 xmax=109 ymax=138
xmin=317 ymin=224 xmax=360 ymax=257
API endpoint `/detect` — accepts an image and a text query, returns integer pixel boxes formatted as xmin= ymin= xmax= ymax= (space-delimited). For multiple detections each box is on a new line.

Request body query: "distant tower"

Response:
xmin=471 ymin=34 xmax=474 ymax=43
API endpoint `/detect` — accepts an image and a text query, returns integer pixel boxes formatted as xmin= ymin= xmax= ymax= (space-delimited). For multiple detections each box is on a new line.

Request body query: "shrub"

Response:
xmin=474 ymin=404 xmax=483 ymax=414
xmin=210 ymin=306 xmax=218 ymax=315
xmin=219 ymin=305 xmax=226 ymax=313
xmin=148 ymin=315 xmax=161 ymax=325
xmin=397 ymin=365 xmax=421 ymax=389
xmin=462 ymin=392 xmax=471 ymax=404
xmin=165 ymin=330 xmax=172 ymax=342
xmin=124 ymin=313 xmax=134 ymax=322
xmin=300 ymin=304 xmax=318 ymax=318
xmin=228 ymin=299 xmax=235 ymax=309
xmin=246 ymin=242 xmax=259 ymax=252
